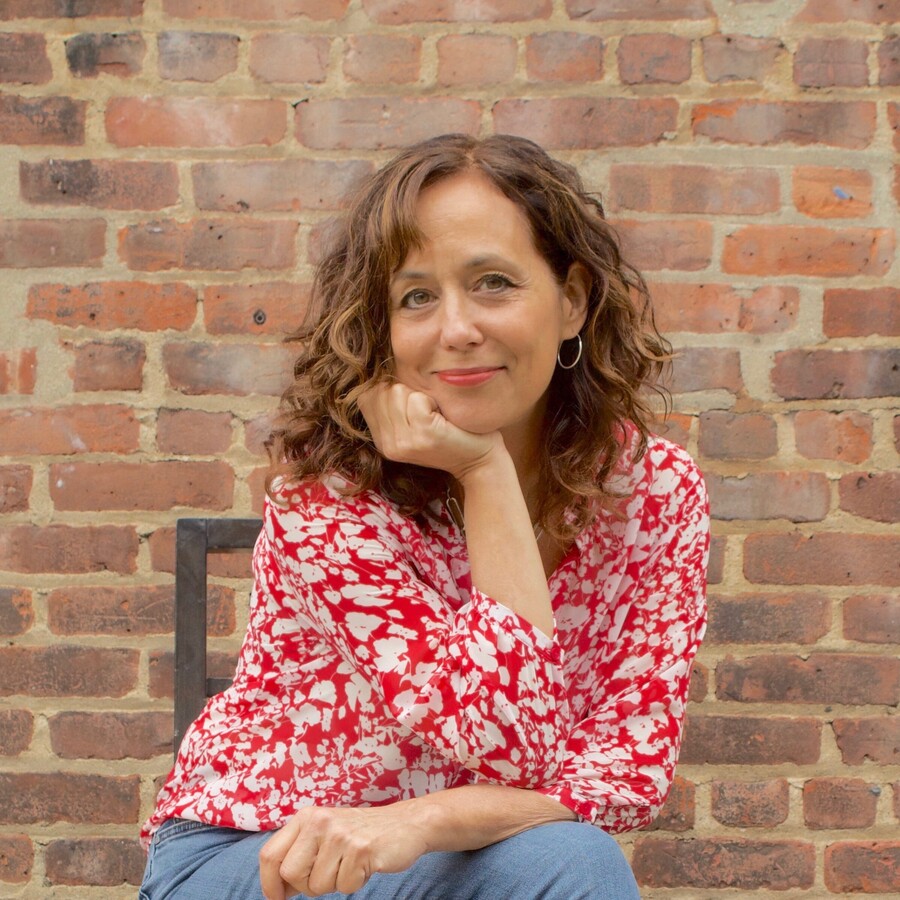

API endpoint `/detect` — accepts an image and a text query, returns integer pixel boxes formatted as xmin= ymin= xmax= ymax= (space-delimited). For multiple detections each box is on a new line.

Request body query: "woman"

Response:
xmin=140 ymin=134 xmax=709 ymax=899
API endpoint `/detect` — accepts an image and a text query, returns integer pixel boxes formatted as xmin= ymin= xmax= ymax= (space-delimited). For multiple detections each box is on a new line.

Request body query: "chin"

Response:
xmin=438 ymin=403 xmax=504 ymax=435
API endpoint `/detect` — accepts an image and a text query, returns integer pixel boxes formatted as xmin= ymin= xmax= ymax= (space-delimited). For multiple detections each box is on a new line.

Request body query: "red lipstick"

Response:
xmin=436 ymin=367 xmax=501 ymax=386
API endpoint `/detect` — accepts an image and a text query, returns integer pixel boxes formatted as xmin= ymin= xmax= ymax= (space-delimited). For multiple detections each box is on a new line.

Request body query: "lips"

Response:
xmin=435 ymin=367 xmax=502 ymax=386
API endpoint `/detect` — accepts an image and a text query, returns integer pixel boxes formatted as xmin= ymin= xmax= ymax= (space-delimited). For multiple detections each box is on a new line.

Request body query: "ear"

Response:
xmin=560 ymin=262 xmax=590 ymax=339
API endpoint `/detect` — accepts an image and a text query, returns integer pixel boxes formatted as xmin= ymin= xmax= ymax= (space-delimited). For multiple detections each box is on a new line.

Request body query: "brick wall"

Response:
xmin=0 ymin=1 xmax=897 ymax=896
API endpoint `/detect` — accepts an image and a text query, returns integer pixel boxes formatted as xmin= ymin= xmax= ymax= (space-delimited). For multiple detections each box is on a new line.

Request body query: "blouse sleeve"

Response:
xmin=535 ymin=454 xmax=709 ymax=832
xmin=264 ymin=482 xmax=570 ymax=789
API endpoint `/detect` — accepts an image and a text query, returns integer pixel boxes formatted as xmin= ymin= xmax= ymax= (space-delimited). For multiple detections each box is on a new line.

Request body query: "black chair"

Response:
xmin=174 ymin=517 xmax=262 ymax=754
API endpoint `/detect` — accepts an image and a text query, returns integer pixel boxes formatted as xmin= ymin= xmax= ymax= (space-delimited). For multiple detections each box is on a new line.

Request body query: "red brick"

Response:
xmin=65 ymin=32 xmax=145 ymax=78
xmin=364 ymin=0 xmax=550 ymax=22
xmin=0 ymin=347 xmax=36 ymax=395
xmin=437 ymin=34 xmax=517 ymax=86
xmin=724 ymin=225 xmax=893 ymax=277
xmin=701 ymin=33 xmax=781 ymax=83
xmin=698 ymin=412 xmax=777 ymax=459
xmin=21 ymin=159 xmax=178 ymax=210
xmin=632 ymin=837 xmax=815 ymax=890
xmin=879 ymin=35 xmax=900 ymax=85
xmin=0 ymin=835 xmax=32 ymax=883
xmin=0 ymin=773 xmax=139 ymax=825
xmin=891 ymin=102 xmax=900 ymax=150
xmin=647 ymin=776 xmax=694 ymax=832
xmin=794 ymin=38 xmax=869 ymax=88
xmin=0 ymin=405 xmax=138 ymax=455
xmin=773 ymin=349 xmax=899 ymax=400
xmin=707 ymin=592 xmax=830 ymax=644
xmin=297 ymin=97 xmax=480 ymax=150
xmin=164 ymin=0 xmax=348 ymax=17
xmin=164 ymin=342 xmax=294 ymax=396
xmin=45 ymin=838 xmax=144 ymax=887
xmin=794 ymin=410 xmax=873 ymax=464
xmin=149 ymin=649 xmax=237 ymax=699
xmin=0 ymin=709 xmax=33 ymax=756
xmin=711 ymin=780 xmax=790 ymax=828
xmin=119 ymin=219 xmax=297 ymax=271
xmin=680 ymin=715 xmax=821 ymax=765
xmin=250 ymin=33 xmax=329 ymax=84
xmin=157 ymin=408 xmax=233 ymax=454
xmin=825 ymin=842 xmax=900 ymax=894
xmin=844 ymin=595 xmax=900 ymax=644
xmin=708 ymin=535 xmax=725 ymax=584
xmin=689 ymin=661 xmax=708 ymax=702
xmin=0 ymin=94 xmax=85 ymax=145
xmin=610 ymin=165 xmax=779 ymax=216
xmin=106 ymin=97 xmax=285 ymax=148
xmin=0 ymin=465 xmax=32 ymax=513
xmin=839 ymin=472 xmax=899 ymax=523
xmin=47 ymin=584 xmax=235 ymax=637
xmin=653 ymin=413 xmax=691 ymax=449
xmin=796 ymin=0 xmax=900 ymax=24
xmin=50 ymin=460 xmax=234 ymax=511
xmin=493 ymin=98 xmax=678 ymax=149
xmin=618 ymin=34 xmax=691 ymax=84
xmin=793 ymin=166 xmax=873 ymax=218
xmin=249 ymin=465 xmax=268 ymax=515
xmin=0 ymin=646 xmax=138 ymax=697
xmin=1 ymin=0 xmax=142 ymax=15
xmin=203 ymin=282 xmax=309 ymax=335
xmin=668 ymin=348 xmax=742 ymax=394
xmin=744 ymin=533 xmax=899 ymax=586
xmin=49 ymin=712 xmax=172 ymax=761
xmin=716 ymin=653 xmax=899 ymax=705
xmin=693 ymin=100 xmax=876 ymax=149
xmin=193 ymin=159 xmax=370 ymax=212
xmin=0 ymin=33 xmax=51 ymax=83
xmin=566 ymin=0 xmax=712 ymax=19
xmin=0 ymin=524 xmax=138 ymax=575
xmin=158 ymin=31 xmax=238 ymax=82
xmin=706 ymin=472 xmax=830 ymax=522
xmin=28 ymin=281 xmax=197 ymax=331
xmin=0 ymin=218 xmax=105 ymax=268
xmin=617 ymin=220 xmax=712 ymax=271
xmin=525 ymin=32 xmax=603 ymax=82
xmin=149 ymin=527 xmax=254 ymax=577
xmin=834 ymin=718 xmax=900 ymax=765
xmin=804 ymin=778 xmax=879 ymax=829
xmin=343 ymin=34 xmax=421 ymax=84
xmin=823 ymin=287 xmax=900 ymax=337
xmin=0 ymin=587 xmax=33 ymax=637
xmin=895 ymin=783 xmax=900 ymax=820
xmin=67 ymin=339 xmax=145 ymax=392
xmin=245 ymin=412 xmax=276 ymax=456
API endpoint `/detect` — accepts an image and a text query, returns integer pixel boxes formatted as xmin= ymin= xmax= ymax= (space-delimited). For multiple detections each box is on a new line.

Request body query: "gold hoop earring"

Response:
xmin=557 ymin=334 xmax=583 ymax=370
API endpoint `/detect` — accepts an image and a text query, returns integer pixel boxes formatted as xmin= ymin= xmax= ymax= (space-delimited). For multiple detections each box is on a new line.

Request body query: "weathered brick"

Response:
xmin=706 ymin=592 xmax=830 ymax=645
xmin=45 ymin=838 xmax=144 ymax=887
xmin=65 ymin=32 xmax=145 ymax=78
xmin=0 ymin=646 xmax=138 ymax=697
xmin=610 ymin=165 xmax=779 ymax=216
xmin=0 ymin=0 xmax=143 ymax=16
xmin=149 ymin=649 xmax=237 ymax=699
xmin=0 ymin=348 xmax=36 ymax=395
xmin=106 ymin=97 xmax=285 ymax=148
xmin=698 ymin=412 xmax=777 ymax=460
xmin=493 ymin=98 xmax=677 ymax=149
xmin=0 ymin=834 xmax=32 ymax=883
xmin=669 ymin=348 xmax=742 ymax=394
xmin=203 ymin=282 xmax=309 ymax=335
xmin=0 ymin=773 xmax=139 ymax=825
xmin=245 ymin=412 xmax=276 ymax=457
xmin=834 ymin=718 xmax=900 ymax=765
xmin=773 ymin=349 xmax=899 ymax=400
xmin=711 ymin=780 xmax=790 ymax=828
xmin=249 ymin=33 xmax=329 ymax=84
xmin=297 ymin=97 xmax=480 ymax=150
xmin=706 ymin=472 xmax=830 ymax=522
xmin=794 ymin=410 xmax=873 ymax=464
xmin=843 ymin=595 xmax=900 ymax=644
xmin=149 ymin=525 xmax=254 ymax=577
xmin=839 ymin=472 xmax=899 ymax=523
xmin=716 ymin=653 xmax=899 ymax=705
xmin=48 ymin=584 xmax=235 ymax=637
xmin=119 ymin=219 xmax=297 ymax=271
xmin=0 ymin=33 xmax=51 ymax=84
xmin=0 ymin=95 xmax=85 ymax=145
xmin=825 ymin=842 xmax=900 ymax=894
xmin=618 ymin=34 xmax=691 ymax=84
xmin=617 ymin=220 xmax=712 ymax=271
xmin=693 ymin=100 xmax=876 ymax=149
xmin=344 ymin=34 xmax=421 ymax=84
xmin=653 ymin=412 xmax=691 ymax=450
xmin=157 ymin=408 xmax=233 ymax=454
xmin=364 ymin=0 xmax=550 ymax=22
xmin=794 ymin=38 xmax=869 ymax=88
xmin=0 ymin=587 xmax=34 ymax=637
xmin=0 ymin=465 xmax=32 ymax=513
xmin=67 ymin=339 xmax=145 ymax=392
xmin=525 ymin=32 xmax=603 ymax=82
xmin=163 ymin=0 xmax=348 ymax=17
xmin=647 ymin=777 xmax=694 ymax=832
xmin=879 ymin=35 xmax=900 ymax=85
xmin=689 ymin=661 xmax=708 ymax=702
xmin=0 ymin=524 xmax=138 ymax=575
xmin=804 ymin=778 xmax=879 ymax=829
xmin=0 ymin=709 xmax=33 ymax=756
xmin=823 ymin=287 xmax=900 ymax=337
xmin=632 ymin=838 xmax=815 ymax=890
xmin=0 ymin=219 xmax=105 ymax=268
xmin=49 ymin=712 xmax=173 ymax=760
xmin=565 ymin=0 xmax=712 ymax=19
xmin=163 ymin=342 xmax=294 ymax=396
xmin=28 ymin=281 xmax=197 ymax=331
xmin=793 ymin=166 xmax=872 ymax=218
xmin=0 ymin=405 xmax=138 ymax=455
xmin=680 ymin=715 xmax=821 ymax=765
xmin=158 ymin=31 xmax=239 ymax=82
xmin=797 ymin=0 xmax=900 ymax=24
xmin=701 ymin=33 xmax=782 ymax=83
xmin=437 ymin=34 xmax=517 ymax=86
xmin=21 ymin=159 xmax=178 ymax=210
xmin=192 ymin=159 xmax=370 ymax=212
xmin=707 ymin=535 xmax=725 ymax=584
xmin=891 ymin=102 xmax=900 ymax=150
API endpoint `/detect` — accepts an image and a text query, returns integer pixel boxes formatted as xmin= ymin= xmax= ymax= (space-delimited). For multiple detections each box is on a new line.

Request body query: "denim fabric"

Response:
xmin=139 ymin=817 xmax=640 ymax=899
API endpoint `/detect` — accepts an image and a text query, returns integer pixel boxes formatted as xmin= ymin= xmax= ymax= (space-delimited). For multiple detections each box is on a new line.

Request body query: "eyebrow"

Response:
xmin=391 ymin=254 xmax=518 ymax=284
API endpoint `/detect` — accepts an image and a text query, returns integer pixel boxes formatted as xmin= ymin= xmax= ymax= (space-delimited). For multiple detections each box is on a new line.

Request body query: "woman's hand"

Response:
xmin=358 ymin=382 xmax=503 ymax=481
xmin=258 ymin=803 xmax=430 ymax=899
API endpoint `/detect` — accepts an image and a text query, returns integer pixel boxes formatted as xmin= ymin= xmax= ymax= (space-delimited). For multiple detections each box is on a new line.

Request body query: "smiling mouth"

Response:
xmin=435 ymin=367 xmax=502 ymax=386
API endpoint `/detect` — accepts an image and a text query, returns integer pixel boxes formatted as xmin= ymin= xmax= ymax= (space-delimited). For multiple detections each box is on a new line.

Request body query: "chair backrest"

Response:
xmin=174 ymin=517 xmax=262 ymax=755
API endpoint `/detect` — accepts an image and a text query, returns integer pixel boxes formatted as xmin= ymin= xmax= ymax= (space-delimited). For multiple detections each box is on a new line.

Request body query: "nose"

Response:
xmin=438 ymin=292 xmax=483 ymax=350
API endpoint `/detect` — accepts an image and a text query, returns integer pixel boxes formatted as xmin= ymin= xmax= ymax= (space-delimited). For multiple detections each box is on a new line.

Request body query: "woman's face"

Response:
xmin=388 ymin=170 xmax=588 ymax=453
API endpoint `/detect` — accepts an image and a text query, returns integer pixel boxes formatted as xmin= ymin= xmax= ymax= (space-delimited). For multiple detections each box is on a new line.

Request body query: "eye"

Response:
xmin=478 ymin=273 xmax=515 ymax=292
xmin=399 ymin=289 xmax=433 ymax=309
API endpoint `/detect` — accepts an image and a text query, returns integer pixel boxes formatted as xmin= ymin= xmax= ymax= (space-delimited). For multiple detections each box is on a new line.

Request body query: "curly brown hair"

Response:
xmin=267 ymin=133 xmax=671 ymax=540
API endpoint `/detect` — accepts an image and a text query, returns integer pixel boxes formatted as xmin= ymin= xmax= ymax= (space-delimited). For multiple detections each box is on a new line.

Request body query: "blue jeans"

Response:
xmin=139 ymin=816 xmax=640 ymax=899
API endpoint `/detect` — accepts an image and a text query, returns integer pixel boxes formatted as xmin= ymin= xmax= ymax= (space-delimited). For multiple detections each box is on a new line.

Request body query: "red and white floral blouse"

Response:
xmin=144 ymin=430 xmax=708 ymax=846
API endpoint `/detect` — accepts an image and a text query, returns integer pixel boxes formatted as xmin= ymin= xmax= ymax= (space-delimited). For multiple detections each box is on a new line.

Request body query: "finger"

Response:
xmin=405 ymin=390 xmax=440 ymax=425
xmin=258 ymin=816 xmax=304 ymax=900
xmin=336 ymin=853 xmax=371 ymax=895
xmin=305 ymin=844 xmax=343 ymax=898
